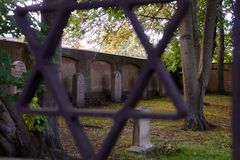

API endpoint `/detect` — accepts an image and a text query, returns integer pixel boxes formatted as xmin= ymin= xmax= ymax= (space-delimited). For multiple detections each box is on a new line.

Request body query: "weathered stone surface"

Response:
xmin=60 ymin=57 xmax=77 ymax=97
xmin=12 ymin=61 xmax=26 ymax=78
xmin=159 ymin=84 xmax=166 ymax=96
xmin=11 ymin=61 xmax=26 ymax=94
xmin=128 ymin=107 xmax=154 ymax=153
xmin=2 ymin=39 xmax=187 ymax=103
xmin=142 ymin=88 xmax=148 ymax=99
xmin=112 ymin=71 xmax=122 ymax=102
xmin=72 ymin=73 xmax=85 ymax=107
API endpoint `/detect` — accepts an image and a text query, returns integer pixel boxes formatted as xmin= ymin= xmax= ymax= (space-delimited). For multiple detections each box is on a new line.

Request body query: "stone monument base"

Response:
xmin=127 ymin=145 xmax=154 ymax=153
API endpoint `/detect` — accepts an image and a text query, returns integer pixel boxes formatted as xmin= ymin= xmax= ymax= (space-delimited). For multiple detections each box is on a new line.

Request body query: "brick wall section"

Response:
xmin=122 ymin=64 xmax=140 ymax=93
xmin=62 ymin=47 xmax=146 ymax=101
xmin=60 ymin=57 xmax=77 ymax=96
xmin=0 ymin=39 xmax=231 ymax=103
xmin=90 ymin=61 xmax=112 ymax=95
xmin=0 ymin=38 xmax=32 ymax=69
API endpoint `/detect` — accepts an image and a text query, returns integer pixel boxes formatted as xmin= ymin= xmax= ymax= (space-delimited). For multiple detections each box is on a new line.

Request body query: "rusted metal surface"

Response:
xmin=14 ymin=0 xmax=189 ymax=159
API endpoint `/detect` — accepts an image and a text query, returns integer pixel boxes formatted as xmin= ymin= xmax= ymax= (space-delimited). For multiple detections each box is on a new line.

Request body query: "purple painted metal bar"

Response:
xmin=233 ymin=1 xmax=240 ymax=160
xmin=14 ymin=0 xmax=189 ymax=159
xmin=15 ymin=0 xmax=175 ymax=13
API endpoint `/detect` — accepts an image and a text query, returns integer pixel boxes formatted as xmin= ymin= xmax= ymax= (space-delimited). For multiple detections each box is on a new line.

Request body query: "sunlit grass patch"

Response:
xmin=59 ymin=94 xmax=232 ymax=159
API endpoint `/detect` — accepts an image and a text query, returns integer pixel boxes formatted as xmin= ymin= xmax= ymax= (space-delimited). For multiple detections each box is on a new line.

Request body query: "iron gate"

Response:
xmin=13 ymin=0 xmax=239 ymax=159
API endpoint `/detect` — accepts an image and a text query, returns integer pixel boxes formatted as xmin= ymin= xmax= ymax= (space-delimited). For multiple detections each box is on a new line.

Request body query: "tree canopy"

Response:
xmin=0 ymin=0 xmax=233 ymax=65
xmin=63 ymin=0 xmax=233 ymax=70
xmin=0 ymin=0 xmax=21 ymax=37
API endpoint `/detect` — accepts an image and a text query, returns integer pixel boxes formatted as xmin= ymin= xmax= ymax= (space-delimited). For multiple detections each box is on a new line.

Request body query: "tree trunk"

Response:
xmin=179 ymin=1 xmax=208 ymax=130
xmin=0 ymin=0 xmax=72 ymax=158
xmin=192 ymin=0 xmax=201 ymax=66
xmin=40 ymin=0 xmax=64 ymax=158
xmin=0 ymin=98 xmax=41 ymax=158
xmin=179 ymin=0 xmax=218 ymax=130
xmin=198 ymin=0 xmax=218 ymax=93
xmin=217 ymin=1 xmax=225 ymax=93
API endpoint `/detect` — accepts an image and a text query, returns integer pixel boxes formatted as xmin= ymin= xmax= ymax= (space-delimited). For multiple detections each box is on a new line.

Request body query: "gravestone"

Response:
xmin=112 ymin=71 xmax=122 ymax=102
xmin=11 ymin=61 xmax=26 ymax=94
xmin=142 ymin=88 xmax=148 ymax=99
xmin=159 ymin=80 xmax=166 ymax=96
xmin=160 ymin=85 xmax=166 ymax=96
xmin=12 ymin=61 xmax=26 ymax=78
xmin=72 ymin=73 xmax=85 ymax=107
xmin=128 ymin=107 xmax=154 ymax=153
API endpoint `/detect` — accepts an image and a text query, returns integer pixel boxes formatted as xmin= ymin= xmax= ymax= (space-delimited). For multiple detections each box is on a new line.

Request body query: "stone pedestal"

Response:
xmin=72 ymin=73 xmax=85 ymax=107
xmin=128 ymin=107 xmax=154 ymax=153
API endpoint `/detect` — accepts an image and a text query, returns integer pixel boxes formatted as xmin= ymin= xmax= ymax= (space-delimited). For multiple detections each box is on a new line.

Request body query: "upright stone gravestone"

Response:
xmin=160 ymin=85 xmax=166 ymax=96
xmin=128 ymin=107 xmax=154 ymax=153
xmin=142 ymin=88 xmax=148 ymax=99
xmin=159 ymin=79 xmax=166 ymax=96
xmin=112 ymin=71 xmax=122 ymax=102
xmin=11 ymin=61 xmax=27 ymax=94
xmin=72 ymin=73 xmax=85 ymax=107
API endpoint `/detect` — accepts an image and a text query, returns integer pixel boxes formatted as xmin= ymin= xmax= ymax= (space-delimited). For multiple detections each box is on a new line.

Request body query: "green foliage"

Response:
xmin=64 ymin=0 xmax=233 ymax=68
xmin=100 ymin=27 xmax=146 ymax=58
xmin=0 ymin=0 xmax=23 ymax=37
xmin=64 ymin=3 xmax=177 ymax=51
xmin=23 ymin=97 xmax=47 ymax=133
xmin=0 ymin=49 xmax=45 ymax=100
xmin=104 ymin=7 xmax=125 ymax=21
xmin=212 ymin=51 xmax=232 ymax=63
xmin=0 ymin=0 xmax=44 ymax=38
xmin=0 ymin=50 xmax=15 ymax=84
xmin=162 ymin=38 xmax=182 ymax=72
xmin=0 ymin=49 xmax=47 ymax=133
xmin=0 ymin=49 xmax=22 ymax=100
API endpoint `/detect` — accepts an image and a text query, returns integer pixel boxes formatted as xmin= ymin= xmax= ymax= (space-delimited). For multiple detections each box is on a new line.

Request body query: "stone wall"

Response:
xmin=0 ymin=39 xmax=162 ymax=104
xmin=90 ymin=61 xmax=112 ymax=94
xmin=61 ymin=47 xmax=151 ymax=102
xmin=60 ymin=57 xmax=77 ymax=96
xmin=0 ymin=39 xmax=231 ymax=105
xmin=122 ymin=64 xmax=140 ymax=97
xmin=0 ymin=38 xmax=32 ymax=69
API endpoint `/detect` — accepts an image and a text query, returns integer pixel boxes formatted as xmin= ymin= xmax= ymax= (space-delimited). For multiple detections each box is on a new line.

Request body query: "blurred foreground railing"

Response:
xmin=12 ymin=0 xmax=240 ymax=159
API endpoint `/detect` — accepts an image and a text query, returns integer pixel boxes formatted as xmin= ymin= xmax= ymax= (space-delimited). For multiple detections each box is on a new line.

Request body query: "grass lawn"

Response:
xmin=59 ymin=94 xmax=232 ymax=160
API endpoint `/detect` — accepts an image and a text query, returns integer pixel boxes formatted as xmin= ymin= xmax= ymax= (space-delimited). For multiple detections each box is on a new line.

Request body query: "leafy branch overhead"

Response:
xmin=64 ymin=1 xmax=233 ymax=70
xmin=0 ymin=0 xmax=21 ymax=37
xmin=63 ymin=3 xmax=175 ymax=52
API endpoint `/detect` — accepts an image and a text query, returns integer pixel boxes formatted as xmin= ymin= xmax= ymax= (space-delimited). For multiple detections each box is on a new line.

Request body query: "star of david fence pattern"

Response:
xmin=12 ymin=0 xmax=239 ymax=159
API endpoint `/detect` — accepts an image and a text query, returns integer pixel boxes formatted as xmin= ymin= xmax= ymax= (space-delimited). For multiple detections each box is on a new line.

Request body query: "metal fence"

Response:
xmin=13 ymin=0 xmax=238 ymax=159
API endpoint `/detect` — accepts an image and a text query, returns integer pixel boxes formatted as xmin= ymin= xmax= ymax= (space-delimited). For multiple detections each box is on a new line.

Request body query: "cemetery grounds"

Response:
xmin=59 ymin=94 xmax=231 ymax=160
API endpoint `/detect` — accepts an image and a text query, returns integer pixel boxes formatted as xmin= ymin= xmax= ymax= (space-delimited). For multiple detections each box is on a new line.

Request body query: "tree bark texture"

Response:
xmin=0 ymin=99 xmax=40 ymax=157
xmin=41 ymin=0 xmax=64 ymax=157
xmin=191 ymin=0 xmax=201 ymax=66
xmin=179 ymin=0 xmax=218 ymax=130
xmin=217 ymin=1 xmax=225 ymax=93
xmin=0 ymin=0 xmax=73 ymax=158
xmin=198 ymin=0 xmax=218 ymax=95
